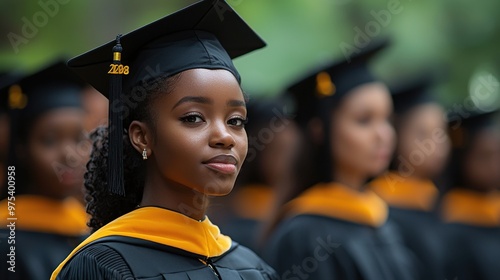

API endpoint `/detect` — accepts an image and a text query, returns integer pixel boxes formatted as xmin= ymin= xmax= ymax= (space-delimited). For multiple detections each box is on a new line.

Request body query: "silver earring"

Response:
xmin=142 ymin=148 xmax=148 ymax=160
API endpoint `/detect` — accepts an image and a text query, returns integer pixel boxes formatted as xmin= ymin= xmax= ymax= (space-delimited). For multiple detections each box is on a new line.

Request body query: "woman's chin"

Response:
xmin=206 ymin=186 xmax=234 ymax=197
xmin=192 ymin=182 xmax=234 ymax=197
xmin=367 ymin=165 xmax=390 ymax=178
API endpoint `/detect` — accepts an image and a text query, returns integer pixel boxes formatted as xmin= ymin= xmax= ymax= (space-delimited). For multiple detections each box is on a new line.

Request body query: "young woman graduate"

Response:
xmin=212 ymin=97 xmax=300 ymax=252
xmin=440 ymin=109 xmax=500 ymax=280
xmin=262 ymin=40 xmax=418 ymax=280
xmin=369 ymin=76 xmax=451 ymax=280
xmin=0 ymin=61 xmax=89 ymax=280
xmin=51 ymin=1 xmax=278 ymax=279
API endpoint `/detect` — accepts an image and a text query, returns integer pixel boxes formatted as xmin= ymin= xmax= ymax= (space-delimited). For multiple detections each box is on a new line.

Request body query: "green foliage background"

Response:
xmin=1 ymin=0 xmax=500 ymax=110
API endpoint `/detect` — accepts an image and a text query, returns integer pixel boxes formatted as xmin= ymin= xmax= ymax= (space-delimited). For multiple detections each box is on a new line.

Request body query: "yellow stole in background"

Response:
xmin=284 ymin=182 xmax=388 ymax=227
xmin=441 ymin=188 xmax=500 ymax=227
xmin=0 ymin=195 xmax=89 ymax=236
xmin=370 ymin=172 xmax=438 ymax=212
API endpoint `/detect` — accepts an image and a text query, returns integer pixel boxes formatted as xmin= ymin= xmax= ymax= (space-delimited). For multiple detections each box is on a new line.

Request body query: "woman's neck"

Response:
xmin=333 ymin=174 xmax=365 ymax=191
xmin=394 ymin=171 xmax=428 ymax=182
xmin=141 ymin=169 xmax=209 ymax=221
xmin=398 ymin=165 xmax=433 ymax=182
xmin=332 ymin=167 xmax=366 ymax=191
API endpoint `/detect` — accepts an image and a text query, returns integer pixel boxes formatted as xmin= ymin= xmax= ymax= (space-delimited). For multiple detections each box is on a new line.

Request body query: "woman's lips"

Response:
xmin=377 ymin=153 xmax=391 ymax=160
xmin=204 ymin=163 xmax=237 ymax=174
xmin=203 ymin=155 xmax=238 ymax=175
xmin=372 ymin=150 xmax=392 ymax=162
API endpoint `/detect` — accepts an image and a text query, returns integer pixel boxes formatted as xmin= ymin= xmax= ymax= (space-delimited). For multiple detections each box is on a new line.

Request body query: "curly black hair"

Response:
xmin=84 ymin=73 xmax=181 ymax=232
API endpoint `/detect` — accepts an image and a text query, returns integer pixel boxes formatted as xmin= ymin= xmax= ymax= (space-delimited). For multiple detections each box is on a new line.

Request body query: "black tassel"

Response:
xmin=108 ymin=35 xmax=126 ymax=196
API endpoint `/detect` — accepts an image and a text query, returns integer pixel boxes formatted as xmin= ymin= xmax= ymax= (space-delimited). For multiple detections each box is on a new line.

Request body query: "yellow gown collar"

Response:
xmin=284 ymin=182 xmax=388 ymax=227
xmin=441 ymin=188 xmax=500 ymax=227
xmin=370 ymin=172 xmax=439 ymax=211
xmin=51 ymin=206 xmax=231 ymax=279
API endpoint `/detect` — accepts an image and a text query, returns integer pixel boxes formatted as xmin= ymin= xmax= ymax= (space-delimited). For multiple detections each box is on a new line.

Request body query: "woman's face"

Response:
xmin=24 ymin=108 xmax=87 ymax=198
xmin=463 ymin=128 xmax=500 ymax=191
xmin=150 ymin=69 xmax=247 ymax=196
xmin=330 ymin=82 xmax=395 ymax=180
xmin=397 ymin=104 xmax=451 ymax=179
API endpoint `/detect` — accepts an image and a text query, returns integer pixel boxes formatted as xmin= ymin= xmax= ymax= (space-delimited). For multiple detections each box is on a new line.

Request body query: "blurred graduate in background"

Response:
xmin=263 ymin=40 xmax=418 ymax=280
xmin=440 ymin=109 xmax=500 ymax=280
xmin=370 ymin=75 xmax=451 ymax=280
xmin=0 ymin=61 xmax=89 ymax=280
xmin=212 ymin=96 xmax=301 ymax=252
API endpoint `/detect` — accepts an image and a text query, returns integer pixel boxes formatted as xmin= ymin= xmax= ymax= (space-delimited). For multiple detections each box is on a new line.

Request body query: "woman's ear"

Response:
xmin=129 ymin=120 xmax=153 ymax=156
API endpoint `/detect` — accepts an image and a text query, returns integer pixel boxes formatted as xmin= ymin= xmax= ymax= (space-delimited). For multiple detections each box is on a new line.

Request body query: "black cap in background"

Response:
xmin=448 ymin=109 xmax=499 ymax=149
xmin=284 ymin=38 xmax=390 ymax=126
xmin=0 ymin=71 xmax=24 ymax=114
xmin=390 ymin=75 xmax=437 ymax=115
xmin=0 ymin=61 xmax=85 ymax=123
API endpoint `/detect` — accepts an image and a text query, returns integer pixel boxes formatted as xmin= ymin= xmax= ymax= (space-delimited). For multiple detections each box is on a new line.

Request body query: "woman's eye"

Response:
xmin=228 ymin=117 xmax=248 ymax=127
xmin=41 ymin=136 xmax=57 ymax=147
xmin=357 ymin=116 xmax=371 ymax=125
xmin=180 ymin=114 xmax=204 ymax=123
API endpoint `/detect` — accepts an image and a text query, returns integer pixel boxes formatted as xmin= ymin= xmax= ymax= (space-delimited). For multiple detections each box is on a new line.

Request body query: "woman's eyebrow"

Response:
xmin=228 ymin=100 xmax=246 ymax=108
xmin=172 ymin=96 xmax=212 ymax=110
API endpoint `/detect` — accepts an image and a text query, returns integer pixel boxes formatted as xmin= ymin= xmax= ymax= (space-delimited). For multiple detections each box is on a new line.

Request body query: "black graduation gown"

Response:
xmin=263 ymin=214 xmax=417 ymax=280
xmin=220 ymin=217 xmax=261 ymax=253
xmin=262 ymin=183 xmax=418 ymax=280
xmin=56 ymin=236 xmax=277 ymax=280
xmin=0 ymin=230 xmax=85 ymax=280
xmin=440 ymin=189 xmax=500 ymax=280
xmin=442 ymin=224 xmax=500 ymax=280
xmin=369 ymin=173 xmax=446 ymax=280
xmin=388 ymin=208 xmax=446 ymax=280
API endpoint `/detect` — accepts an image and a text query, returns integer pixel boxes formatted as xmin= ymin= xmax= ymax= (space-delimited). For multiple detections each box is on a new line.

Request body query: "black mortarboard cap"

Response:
xmin=448 ymin=109 xmax=499 ymax=149
xmin=285 ymin=38 xmax=389 ymax=126
xmin=67 ymin=0 xmax=266 ymax=196
xmin=68 ymin=0 xmax=266 ymax=96
xmin=390 ymin=75 xmax=436 ymax=115
xmin=0 ymin=61 xmax=85 ymax=123
xmin=0 ymin=71 xmax=23 ymax=114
